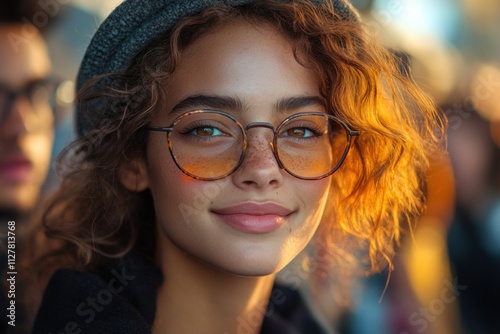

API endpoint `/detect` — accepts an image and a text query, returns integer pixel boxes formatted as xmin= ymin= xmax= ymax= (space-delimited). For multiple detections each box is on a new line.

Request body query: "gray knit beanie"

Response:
xmin=76 ymin=0 xmax=359 ymax=136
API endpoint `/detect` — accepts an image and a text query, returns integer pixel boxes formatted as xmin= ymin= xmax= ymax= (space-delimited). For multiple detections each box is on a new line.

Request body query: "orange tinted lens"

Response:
xmin=276 ymin=115 xmax=347 ymax=178
xmin=169 ymin=112 xmax=244 ymax=179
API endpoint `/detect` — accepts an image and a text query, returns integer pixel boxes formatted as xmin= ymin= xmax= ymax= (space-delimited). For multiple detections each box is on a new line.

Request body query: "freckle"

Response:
xmin=289 ymin=227 xmax=292 ymax=234
xmin=244 ymin=139 xmax=276 ymax=168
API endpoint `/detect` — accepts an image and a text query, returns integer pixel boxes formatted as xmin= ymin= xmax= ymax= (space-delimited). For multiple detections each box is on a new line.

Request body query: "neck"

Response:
xmin=153 ymin=236 xmax=275 ymax=334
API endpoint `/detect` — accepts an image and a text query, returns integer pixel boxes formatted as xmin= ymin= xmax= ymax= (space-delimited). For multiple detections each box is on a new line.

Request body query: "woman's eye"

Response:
xmin=191 ymin=126 xmax=224 ymax=136
xmin=284 ymin=128 xmax=315 ymax=138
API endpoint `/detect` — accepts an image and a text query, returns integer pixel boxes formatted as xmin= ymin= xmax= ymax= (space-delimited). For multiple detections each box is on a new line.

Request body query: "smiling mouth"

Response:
xmin=211 ymin=202 xmax=293 ymax=234
xmin=213 ymin=213 xmax=289 ymax=234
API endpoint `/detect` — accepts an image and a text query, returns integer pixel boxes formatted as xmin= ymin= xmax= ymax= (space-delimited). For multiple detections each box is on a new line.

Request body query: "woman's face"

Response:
xmin=132 ymin=20 xmax=332 ymax=276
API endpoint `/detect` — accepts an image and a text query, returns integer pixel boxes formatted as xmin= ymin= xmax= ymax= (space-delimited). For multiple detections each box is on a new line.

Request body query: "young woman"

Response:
xmin=32 ymin=0 xmax=444 ymax=333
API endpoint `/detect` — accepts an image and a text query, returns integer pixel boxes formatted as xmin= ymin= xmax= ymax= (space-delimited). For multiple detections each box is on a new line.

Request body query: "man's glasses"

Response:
xmin=0 ymin=79 xmax=73 ymax=127
xmin=146 ymin=110 xmax=360 ymax=180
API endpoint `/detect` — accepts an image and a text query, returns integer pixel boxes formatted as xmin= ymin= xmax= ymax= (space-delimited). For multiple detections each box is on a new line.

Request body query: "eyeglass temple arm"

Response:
xmin=145 ymin=126 xmax=173 ymax=132
xmin=333 ymin=117 xmax=360 ymax=137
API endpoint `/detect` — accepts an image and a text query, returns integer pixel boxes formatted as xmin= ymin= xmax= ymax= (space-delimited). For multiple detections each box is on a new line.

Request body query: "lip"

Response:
xmin=0 ymin=155 xmax=33 ymax=183
xmin=212 ymin=203 xmax=294 ymax=234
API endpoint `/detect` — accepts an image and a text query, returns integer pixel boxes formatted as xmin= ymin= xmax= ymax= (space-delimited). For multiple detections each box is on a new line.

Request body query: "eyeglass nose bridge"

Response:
xmin=244 ymin=121 xmax=275 ymax=131
xmin=242 ymin=121 xmax=284 ymax=170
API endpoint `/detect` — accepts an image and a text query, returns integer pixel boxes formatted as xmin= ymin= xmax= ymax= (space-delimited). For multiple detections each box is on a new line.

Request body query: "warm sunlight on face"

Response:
xmin=145 ymin=21 xmax=332 ymax=276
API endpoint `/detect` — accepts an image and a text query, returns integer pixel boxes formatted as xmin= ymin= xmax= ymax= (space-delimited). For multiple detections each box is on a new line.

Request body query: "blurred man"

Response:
xmin=0 ymin=6 xmax=55 ymax=235
xmin=0 ymin=2 xmax=60 ymax=333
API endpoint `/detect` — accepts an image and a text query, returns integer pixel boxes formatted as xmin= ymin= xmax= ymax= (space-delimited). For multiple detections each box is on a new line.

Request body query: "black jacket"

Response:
xmin=32 ymin=252 xmax=327 ymax=333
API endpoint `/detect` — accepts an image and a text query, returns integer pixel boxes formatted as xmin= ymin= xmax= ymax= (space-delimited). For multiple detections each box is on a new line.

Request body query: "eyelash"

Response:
xmin=279 ymin=124 xmax=324 ymax=138
xmin=179 ymin=121 xmax=230 ymax=139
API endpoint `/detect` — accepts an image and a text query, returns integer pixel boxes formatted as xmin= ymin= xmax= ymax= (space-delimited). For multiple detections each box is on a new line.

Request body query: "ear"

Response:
xmin=118 ymin=157 xmax=149 ymax=192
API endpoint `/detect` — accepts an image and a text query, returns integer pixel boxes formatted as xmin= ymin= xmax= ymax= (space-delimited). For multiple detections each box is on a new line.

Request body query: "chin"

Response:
xmin=230 ymin=263 xmax=281 ymax=277
xmin=0 ymin=195 xmax=37 ymax=215
xmin=213 ymin=263 xmax=281 ymax=278
xmin=204 ymin=250 xmax=294 ymax=278
xmin=165 ymin=228 xmax=304 ymax=278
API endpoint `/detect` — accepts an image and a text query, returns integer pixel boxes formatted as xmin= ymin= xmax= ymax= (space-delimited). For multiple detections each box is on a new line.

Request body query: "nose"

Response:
xmin=0 ymin=97 xmax=33 ymax=137
xmin=231 ymin=126 xmax=284 ymax=189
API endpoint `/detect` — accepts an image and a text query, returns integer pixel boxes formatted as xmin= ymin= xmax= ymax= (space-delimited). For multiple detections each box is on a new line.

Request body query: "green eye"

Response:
xmin=191 ymin=126 xmax=224 ymax=136
xmin=284 ymin=128 xmax=315 ymax=138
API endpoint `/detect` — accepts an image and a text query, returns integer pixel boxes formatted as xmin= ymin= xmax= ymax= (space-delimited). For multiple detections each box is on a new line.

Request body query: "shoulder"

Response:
xmin=33 ymin=253 xmax=161 ymax=334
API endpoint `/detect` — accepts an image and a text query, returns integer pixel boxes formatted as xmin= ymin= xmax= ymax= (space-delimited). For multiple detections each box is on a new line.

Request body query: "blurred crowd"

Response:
xmin=344 ymin=1 xmax=500 ymax=334
xmin=0 ymin=0 xmax=498 ymax=333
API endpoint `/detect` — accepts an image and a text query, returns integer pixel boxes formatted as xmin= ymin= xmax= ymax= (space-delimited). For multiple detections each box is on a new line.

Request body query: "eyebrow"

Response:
xmin=275 ymin=96 xmax=325 ymax=113
xmin=169 ymin=95 xmax=244 ymax=118
xmin=168 ymin=94 xmax=326 ymax=118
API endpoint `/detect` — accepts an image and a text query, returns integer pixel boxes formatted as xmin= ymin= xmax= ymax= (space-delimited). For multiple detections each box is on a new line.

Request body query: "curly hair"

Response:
xmin=37 ymin=0 xmax=444 ymax=291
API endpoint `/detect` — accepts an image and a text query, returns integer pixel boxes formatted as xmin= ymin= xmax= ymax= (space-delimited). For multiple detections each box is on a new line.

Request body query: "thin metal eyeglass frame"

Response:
xmin=145 ymin=109 xmax=361 ymax=181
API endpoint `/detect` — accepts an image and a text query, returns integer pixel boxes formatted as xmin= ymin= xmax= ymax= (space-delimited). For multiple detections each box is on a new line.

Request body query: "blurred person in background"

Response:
xmin=0 ymin=1 xmax=70 ymax=333
xmin=445 ymin=1 xmax=500 ymax=331
xmin=316 ymin=1 xmax=500 ymax=333
xmin=319 ymin=2 xmax=460 ymax=334
xmin=0 ymin=2 xmax=55 ymax=237
xmin=446 ymin=101 xmax=500 ymax=334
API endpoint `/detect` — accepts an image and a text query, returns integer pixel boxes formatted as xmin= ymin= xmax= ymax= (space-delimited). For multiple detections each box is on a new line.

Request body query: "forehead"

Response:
xmin=0 ymin=25 xmax=51 ymax=88
xmin=181 ymin=19 xmax=297 ymax=63
xmin=160 ymin=20 xmax=320 ymax=117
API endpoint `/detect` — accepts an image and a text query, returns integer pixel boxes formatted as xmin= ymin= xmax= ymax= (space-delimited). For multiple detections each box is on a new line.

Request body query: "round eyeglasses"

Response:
xmin=146 ymin=110 xmax=360 ymax=180
xmin=0 ymin=78 xmax=73 ymax=128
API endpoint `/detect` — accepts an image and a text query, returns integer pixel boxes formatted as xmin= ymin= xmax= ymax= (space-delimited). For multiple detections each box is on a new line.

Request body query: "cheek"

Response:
xmin=146 ymin=135 xmax=214 ymax=229
xmin=288 ymin=178 xmax=331 ymax=242
xmin=147 ymin=135 xmax=189 ymax=211
xmin=300 ymin=179 xmax=331 ymax=214
xmin=28 ymin=131 xmax=54 ymax=181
